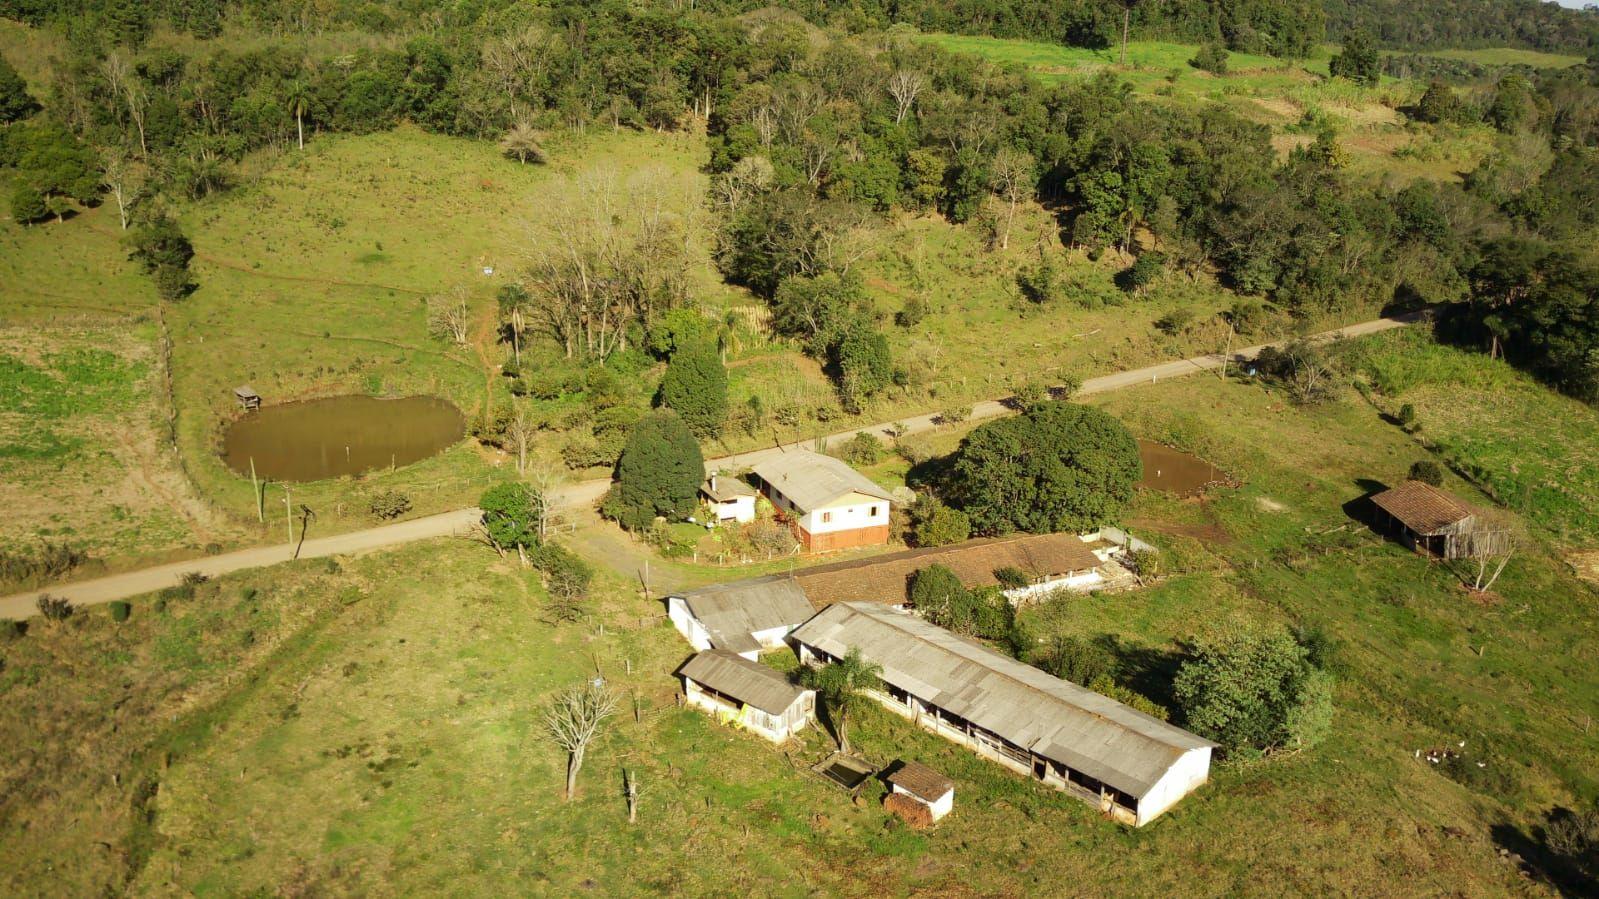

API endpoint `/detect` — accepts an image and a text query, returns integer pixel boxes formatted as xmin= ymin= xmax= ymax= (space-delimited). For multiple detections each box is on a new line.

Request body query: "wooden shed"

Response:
xmin=1369 ymin=480 xmax=1492 ymax=559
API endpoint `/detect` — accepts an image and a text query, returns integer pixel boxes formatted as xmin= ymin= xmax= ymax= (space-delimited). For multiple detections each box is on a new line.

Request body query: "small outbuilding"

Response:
xmin=679 ymin=650 xmax=814 ymax=743
xmin=701 ymin=474 xmax=758 ymax=525
xmin=234 ymin=385 xmax=262 ymax=411
xmin=666 ymin=576 xmax=815 ymax=659
xmin=887 ymin=761 xmax=954 ymax=821
xmin=1369 ymin=480 xmax=1483 ymax=559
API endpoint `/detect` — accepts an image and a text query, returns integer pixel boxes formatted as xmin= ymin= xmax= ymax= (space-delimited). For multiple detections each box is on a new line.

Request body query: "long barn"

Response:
xmin=790 ymin=602 xmax=1215 ymax=826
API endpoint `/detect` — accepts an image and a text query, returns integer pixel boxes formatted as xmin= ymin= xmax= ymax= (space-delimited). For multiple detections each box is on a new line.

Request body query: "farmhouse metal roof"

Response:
xmin=676 ymin=577 xmax=815 ymax=654
xmin=701 ymin=475 xmax=758 ymax=502
xmin=752 ymin=450 xmax=893 ymax=511
xmin=887 ymin=761 xmax=954 ymax=801
xmin=679 ymin=650 xmax=809 ymax=716
xmin=790 ymin=603 xmax=1215 ymax=800
xmin=1371 ymin=480 xmax=1473 ymax=535
xmin=792 ymin=533 xmax=1102 ymax=607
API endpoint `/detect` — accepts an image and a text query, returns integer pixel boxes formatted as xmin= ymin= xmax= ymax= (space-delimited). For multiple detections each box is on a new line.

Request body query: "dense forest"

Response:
xmin=1324 ymin=0 xmax=1599 ymax=53
xmin=1 ymin=0 xmax=1597 ymax=404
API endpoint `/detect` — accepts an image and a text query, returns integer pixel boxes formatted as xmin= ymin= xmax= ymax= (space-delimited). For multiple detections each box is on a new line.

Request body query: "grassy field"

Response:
xmin=916 ymin=33 xmax=1502 ymax=184
xmin=9 ymin=329 xmax=1599 ymax=893
xmin=1412 ymin=47 xmax=1589 ymax=69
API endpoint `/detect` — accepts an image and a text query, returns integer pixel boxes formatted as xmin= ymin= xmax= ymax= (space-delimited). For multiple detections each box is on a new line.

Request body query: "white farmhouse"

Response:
xmin=791 ymin=602 xmax=1216 ymax=826
xmin=679 ymin=650 xmax=815 ymax=743
xmin=752 ymin=450 xmax=893 ymax=552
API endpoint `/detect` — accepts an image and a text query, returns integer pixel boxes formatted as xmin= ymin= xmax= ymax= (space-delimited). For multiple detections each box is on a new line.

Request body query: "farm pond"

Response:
xmin=1137 ymin=440 xmax=1224 ymax=496
xmin=222 ymin=395 xmax=465 ymax=481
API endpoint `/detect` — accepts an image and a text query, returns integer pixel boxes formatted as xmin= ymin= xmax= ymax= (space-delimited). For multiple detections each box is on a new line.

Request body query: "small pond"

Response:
xmin=222 ymin=395 xmax=465 ymax=482
xmin=1137 ymin=439 xmax=1224 ymax=496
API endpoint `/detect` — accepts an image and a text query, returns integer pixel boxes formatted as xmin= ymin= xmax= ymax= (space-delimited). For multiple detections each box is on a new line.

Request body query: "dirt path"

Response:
xmin=1 ymin=310 xmax=1427 ymax=618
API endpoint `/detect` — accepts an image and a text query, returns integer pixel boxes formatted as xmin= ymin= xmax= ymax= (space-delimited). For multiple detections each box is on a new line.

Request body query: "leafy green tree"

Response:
xmin=1414 ymin=81 xmax=1464 ymax=125
xmin=127 ymin=212 xmax=196 ymax=301
xmin=1036 ymin=634 xmax=1114 ymax=684
xmin=1189 ymin=43 xmax=1229 ymax=75
xmin=801 ymin=646 xmax=882 ymax=753
xmin=1408 ymin=459 xmax=1444 ymax=486
xmin=907 ymin=494 xmax=971 ymax=547
xmin=646 ymin=307 xmax=711 ymax=359
xmin=945 ymin=401 xmax=1141 ymax=535
xmin=480 ymin=482 xmax=543 ymax=560
xmin=603 ymin=410 xmax=704 ymax=531
xmin=1328 ymin=32 xmax=1380 ymax=87
xmin=658 ymin=340 xmax=728 ymax=437
xmin=908 ymin=564 xmax=968 ymax=621
xmin=1173 ymin=621 xmax=1333 ymax=754
xmin=832 ymin=324 xmax=893 ymax=412
xmin=9 ymin=182 xmax=47 ymax=225
xmin=0 ymin=54 xmax=38 ymax=123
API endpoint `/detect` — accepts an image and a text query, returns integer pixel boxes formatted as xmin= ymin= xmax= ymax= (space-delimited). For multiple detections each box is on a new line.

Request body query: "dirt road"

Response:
xmin=0 ymin=310 xmax=1425 ymax=619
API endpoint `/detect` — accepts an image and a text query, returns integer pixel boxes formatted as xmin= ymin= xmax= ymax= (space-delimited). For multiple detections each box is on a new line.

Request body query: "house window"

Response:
xmin=869 ymin=505 xmax=879 ymax=518
xmin=822 ymin=511 xmax=832 ymax=523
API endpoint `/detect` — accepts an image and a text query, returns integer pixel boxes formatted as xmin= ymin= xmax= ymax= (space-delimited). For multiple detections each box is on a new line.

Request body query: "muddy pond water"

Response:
xmin=1137 ymin=440 xmax=1224 ymax=496
xmin=222 ymin=395 xmax=465 ymax=482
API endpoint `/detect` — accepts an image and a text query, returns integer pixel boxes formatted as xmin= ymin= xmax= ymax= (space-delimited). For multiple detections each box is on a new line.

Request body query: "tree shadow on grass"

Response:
xmin=1093 ymin=634 xmax=1186 ymax=713
xmin=1491 ymin=810 xmax=1599 ymax=897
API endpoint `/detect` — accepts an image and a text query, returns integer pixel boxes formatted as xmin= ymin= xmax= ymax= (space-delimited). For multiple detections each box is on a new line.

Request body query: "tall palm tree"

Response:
xmin=716 ymin=308 xmax=743 ymax=363
xmin=803 ymin=647 xmax=882 ymax=754
xmin=285 ymin=79 xmax=310 ymax=149
xmin=500 ymin=121 xmax=546 ymax=165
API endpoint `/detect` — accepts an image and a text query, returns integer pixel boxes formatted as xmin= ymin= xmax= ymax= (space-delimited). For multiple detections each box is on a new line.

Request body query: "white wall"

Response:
xmin=711 ymin=496 xmax=756 ymax=524
xmin=1001 ymin=570 xmax=1105 ymax=603
xmin=891 ymin=783 xmax=954 ymax=820
xmin=1135 ymin=746 xmax=1212 ymax=825
xmin=799 ymin=496 xmax=890 ymax=535
xmin=667 ymin=597 xmax=712 ymax=651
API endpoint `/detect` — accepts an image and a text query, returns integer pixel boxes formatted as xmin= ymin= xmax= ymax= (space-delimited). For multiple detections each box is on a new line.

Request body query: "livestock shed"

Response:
xmin=790 ymin=603 xmax=1215 ymax=826
xmin=792 ymin=532 xmax=1108 ymax=607
xmin=679 ymin=650 xmax=814 ymax=743
xmin=1369 ymin=480 xmax=1503 ymax=559
xmin=666 ymin=577 xmax=814 ymax=659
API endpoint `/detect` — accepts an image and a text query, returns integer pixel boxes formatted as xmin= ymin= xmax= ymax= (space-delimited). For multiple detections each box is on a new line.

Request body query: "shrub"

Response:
xmin=895 ymin=296 xmax=927 ymax=328
xmin=0 ymin=541 xmax=88 ymax=588
xmin=368 ymin=489 xmax=413 ymax=520
xmin=109 ymin=600 xmax=131 ymax=623
xmin=838 ymin=431 xmax=884 ymax=467
xmin=937 ymin=406 xmax=970 ymax=425
xmin=9 ymin=182 xmax=48 ymax=224
xmin=1397 ymin=403 xmax=1418 ymax=430
xmin=1408 ymin=460 xmax=1445 ymax=486
xmin=181 ymin=571 xmax=208 ymax=587
xmin=1087 ymin=675 xmax=1170 ymax=720
xmin=1173 ymin=621 xmax=1334 ymax=754
xmin=241 ymin=587 xmax=259 ymax=603
xmin=1036 ymin=634 xmax=1113 ymax=684
xmin=1155 ymin=307 xmax=1196 ymax=335
xmin=1016 ymin=257 xmax=1061 ymax=305
xmin=992 ymin=566 xmax=1029 ymax=590
xmin=1189 ymin=43 xmax=1229 ymax=74
xmin=1 ymin=618 xmax=22 ymax=640
xmin=907 ymin=495 xmax=971 ymax=548
xmin=36 ymin=594 xmax=74 ymax=623
xmin=204 ymin=542 xmax=223 ymax=555
xmin=533 ymin=543 xmax=593 ymax=616
xmin=1116 ymin=252 xmax=1166 ymax=294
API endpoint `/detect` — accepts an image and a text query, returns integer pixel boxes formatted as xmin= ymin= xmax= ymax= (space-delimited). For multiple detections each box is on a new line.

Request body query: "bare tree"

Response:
xmin=887 ymin=69 xmax=924 ymax=124
xmin=505 ymin=402 xmax=539 ymax=475
xmin=545 ymin=681 xmax=619 ymax=801
xmin=713 ymin=155 xmax=774 ymax=213
xmin=426 ymin=287 xmax=472 ymax=345
xmin=101 ymin=53 xmax=148 ymax=157
xmin=988 ymin=147 xmax=1035 ymax=251
xmin=101 ymin=149 xmax=148 ymax=230
xmin=1456 ymin=528 xmax=1516 ymax=593
xmin=526 ymin=456 xmax=566 ymax=542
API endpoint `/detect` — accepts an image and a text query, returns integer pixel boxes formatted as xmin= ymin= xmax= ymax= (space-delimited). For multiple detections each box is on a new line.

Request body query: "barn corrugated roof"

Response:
xmin=678 ymin=576 xmax=815 ymax=654
xmin=790 ymin=603 xmax=1215 ymax=800
xmin=792 ymin=533 xmax=1102 ymax=607
xmin=679 ymin=650 xmax=809 ymax=716
xmin=1371 ymin=480 xmax=1472 ymax=535
xmin=752 ymin=450 xmax=893 ymax=511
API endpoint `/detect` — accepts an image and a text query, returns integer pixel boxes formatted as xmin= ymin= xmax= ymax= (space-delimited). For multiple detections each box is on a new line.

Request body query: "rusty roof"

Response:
xmin=1371 ymin=480 xmax=1473 ymax=535
xmin=887 ymin=761 xmax=954 ymax=801
xmin=791 ymin=533 xmax=1102 ymax=607
xmin=679 ymin=650 xmax=810 ymax=716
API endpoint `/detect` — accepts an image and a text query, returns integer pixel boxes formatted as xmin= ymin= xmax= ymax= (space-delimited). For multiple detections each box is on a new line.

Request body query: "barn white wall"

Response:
xmin=1136 ymin=746 xmax=1212 ymax=825
xmin=667 ymin=597 xmax=711 ymax=651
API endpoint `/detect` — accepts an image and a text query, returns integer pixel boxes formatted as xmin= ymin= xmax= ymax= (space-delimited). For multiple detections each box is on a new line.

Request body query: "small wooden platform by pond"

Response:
xmin=234 ymin=385 xmax=261 ymax=411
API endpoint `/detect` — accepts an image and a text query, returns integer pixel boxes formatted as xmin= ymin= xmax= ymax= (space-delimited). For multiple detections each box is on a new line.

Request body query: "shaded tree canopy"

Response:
xmin=603 ymin=410 xmax=705 ymax=531
xmin=1173 ymin=621 xmax=1334 ymax=754
xmin=658 ymin=339 xmax=729 ymax=438
xmin=944 ymin=401 xmax=1141 ymax=535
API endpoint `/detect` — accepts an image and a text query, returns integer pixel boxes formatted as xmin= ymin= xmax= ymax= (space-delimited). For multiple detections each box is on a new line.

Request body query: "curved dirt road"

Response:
xmin=0 ymin=311 xmax=1425 ymax=619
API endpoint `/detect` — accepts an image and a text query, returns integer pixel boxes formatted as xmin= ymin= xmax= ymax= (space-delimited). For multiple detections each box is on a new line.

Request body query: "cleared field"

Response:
xmin=1415 ymin=47 xmax=1589 ymax=69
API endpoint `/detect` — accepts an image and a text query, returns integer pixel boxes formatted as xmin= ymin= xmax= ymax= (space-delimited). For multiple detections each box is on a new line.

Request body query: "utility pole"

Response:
xmin=250 ymin=457 xmax=262 ymax=522
xmin=284 ymin=486 xmax=293 ymax=556
xmin=1219 ymin=322 xmax=1234 ymax=381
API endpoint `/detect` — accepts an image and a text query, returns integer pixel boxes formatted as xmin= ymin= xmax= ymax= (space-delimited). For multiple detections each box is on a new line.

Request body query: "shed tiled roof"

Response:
xmin=679 ymin=650 xmax=809 ymax=716
xmin=888 ymin=761 xmax=954 ymax=801
xmin=1371 ymin=480 xmax=1473 ymax=535
xmin=752 ymin=450 xmax=893 ymax=511
xmin=677 ymin=577 xmax=814 ymax=654
xmin=792 ymin=533 xmax=1102 ymax=607
xmin=790 ymin=603 xmax=1215 ymax=800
